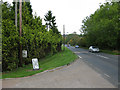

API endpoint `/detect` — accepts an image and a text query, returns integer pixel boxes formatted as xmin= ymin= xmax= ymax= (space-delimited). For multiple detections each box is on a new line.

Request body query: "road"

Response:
xmin=2 ymin=60 xmax=115 ymax=88
xmin=68 ymin=46 xmax=118 ymax=87
xmin=2 ymin=47 xmax=116 ymax=88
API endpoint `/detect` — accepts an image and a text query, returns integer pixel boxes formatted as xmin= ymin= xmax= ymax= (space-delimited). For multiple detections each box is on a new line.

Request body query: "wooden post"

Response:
xmin=15 ymin=0 xmax=17 ymax=31
xmin=19 ymin=0 xmax=22 ymax=67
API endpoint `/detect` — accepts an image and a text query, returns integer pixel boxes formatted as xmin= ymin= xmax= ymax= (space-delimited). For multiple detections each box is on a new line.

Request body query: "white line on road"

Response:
xmin=104 ymin=73 xmax=111 ymax=78
xmin=74 ymin=52 xmax=80 ymax=53
xmin=90 ymin=53 xmax=109 ymax=59
xmin=78 ymin=56 xmax=82 ymax=59
xmin=97 ymin=55 xmax=109 ymax=59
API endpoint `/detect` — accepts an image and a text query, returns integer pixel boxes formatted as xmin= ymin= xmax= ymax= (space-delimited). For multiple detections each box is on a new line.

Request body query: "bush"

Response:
xmin=2 ymin=2 xmax=62 ymax=71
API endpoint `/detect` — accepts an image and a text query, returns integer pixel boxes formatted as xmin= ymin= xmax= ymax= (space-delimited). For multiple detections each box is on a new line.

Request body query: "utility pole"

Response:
xmin=19 ymin=0 xmax=22 ymax=67
xmin=63 ymin=25 xmax=65 ymax=51
xmin=15 ymin=0 xmax=18 ymax=68
xmin=15 ymin=0 xmax=17 ymax=31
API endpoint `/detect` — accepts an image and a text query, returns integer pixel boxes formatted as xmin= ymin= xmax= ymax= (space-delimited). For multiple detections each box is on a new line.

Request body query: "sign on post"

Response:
xmin=32 ymin=58 xmax=39 ymax=70
xmin=22 ymin=50 xmax=27 ymax=58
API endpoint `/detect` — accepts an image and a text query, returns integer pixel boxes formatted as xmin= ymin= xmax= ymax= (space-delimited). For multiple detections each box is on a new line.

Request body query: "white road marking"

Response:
xmin=74 ymin=52 xmax=80 ymax=53
xmin=78 ymin=56 xmax=82 ymax=59
xmin=104 ymin=73 xmax=111 ymax=78
xmin=97 ymin=55 xmax=109 ymax=59
xmin=90 ymin=53 xmax=109 ymax=59
xmin=74 ymin=51 xmax=88 ymax=54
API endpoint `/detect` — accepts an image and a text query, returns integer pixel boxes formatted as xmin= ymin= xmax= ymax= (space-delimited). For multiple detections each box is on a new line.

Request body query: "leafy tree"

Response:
xmin=2 ymin=2 xmax=19 ymax=71
xmin=11 ymin=1 xmax=33 ymax=27
xmin=44 ymin=10 xmax=52 ymax=29
xmin=44 ymin=10 xmax=59 ymax=34
xmin=65 ymin=33 xmax=81 ymax=46
xmin=81 ymin=2 xmax=119 ymax=50
xmin=2 ymin=1 xmax=62 ymax=71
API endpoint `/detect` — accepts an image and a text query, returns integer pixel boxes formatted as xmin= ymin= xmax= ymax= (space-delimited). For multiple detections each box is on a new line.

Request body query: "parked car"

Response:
xmin=75 ymin=45 xmax=79 ymax=48
xmin=89 ymin=46 xmax=99 ymax=52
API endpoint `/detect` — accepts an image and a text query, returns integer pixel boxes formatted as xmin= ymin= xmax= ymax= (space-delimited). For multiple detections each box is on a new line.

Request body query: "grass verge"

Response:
xmin=100 ymin=50 xmax=120 ymax=55
xmin=2 ymin=47 xmax=78 ymax=79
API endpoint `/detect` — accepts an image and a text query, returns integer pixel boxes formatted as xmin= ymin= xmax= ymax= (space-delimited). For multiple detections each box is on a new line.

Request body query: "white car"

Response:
xmin=89 ymin=46 xmax=99 ymax=52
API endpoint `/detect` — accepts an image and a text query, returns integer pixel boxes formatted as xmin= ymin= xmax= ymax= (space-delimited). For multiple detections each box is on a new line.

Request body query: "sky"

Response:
xmin=4 ymin=0 xmax=106 ymax=35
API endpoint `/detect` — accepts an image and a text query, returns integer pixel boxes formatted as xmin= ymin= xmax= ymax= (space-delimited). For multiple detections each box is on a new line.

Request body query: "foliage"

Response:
xmin=2 ymin=19 xmax=19 ymax=71
xmin=2 ymin=2 xmax=19 ymax=71
xmin=65 ymin=33 xmax=82 ymax=46
xmin=2 ymin=1 xmax=62 ymax=71
xmin=2 ymin=47 xmax=77 ymax=79
xmin=44 ymin=10 xmax=60 ymax=34
xmin=65 ymin=2 xmax=119 ymax=50
xmin=80 ymin=2 xmax=120 ymax=50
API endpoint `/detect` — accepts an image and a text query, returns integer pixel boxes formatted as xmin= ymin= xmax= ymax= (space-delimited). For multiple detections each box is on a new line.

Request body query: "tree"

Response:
xmin=2 ymin=1 xmax=62 ymax=71
xmin=44 ymin=10 xmax=59 ymax=34
xmin=2 ymin=2 xmax=19 ymax=71
xmin=65 ymin=33 xmax=81 ymax=46
xmin=81 ymin=2 xmax=119 ymax=50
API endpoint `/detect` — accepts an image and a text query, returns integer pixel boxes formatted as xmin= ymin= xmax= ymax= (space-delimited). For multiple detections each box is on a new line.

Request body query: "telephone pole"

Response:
xmin=15 ymin=0 xmax=17 ymax=31
xmin=19 ymin=0 xmax=22 ymax=67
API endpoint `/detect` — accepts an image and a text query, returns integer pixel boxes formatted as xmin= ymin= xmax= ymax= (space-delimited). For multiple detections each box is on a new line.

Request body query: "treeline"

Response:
xmin=80 ymin=2 xmax=120 ymax=50
xmin=2 ymin=1 xmax=62 ymax=71
xmin=66 ymin=2 xmax=120 ymax=50
xmin=65 ymin=32 xmax=81 ymax=46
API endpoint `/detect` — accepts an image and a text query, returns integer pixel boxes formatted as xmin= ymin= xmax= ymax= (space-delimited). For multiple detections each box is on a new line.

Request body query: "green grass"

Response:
xmin=100 ymin=49 xmax=120 ymax=55
xmin=2 ymin=47 xmax=78 ymax=79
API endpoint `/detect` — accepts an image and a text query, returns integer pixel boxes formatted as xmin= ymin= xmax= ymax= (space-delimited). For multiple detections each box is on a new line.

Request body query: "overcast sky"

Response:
xmin=4 ymin=0 xmax=106 ymax=35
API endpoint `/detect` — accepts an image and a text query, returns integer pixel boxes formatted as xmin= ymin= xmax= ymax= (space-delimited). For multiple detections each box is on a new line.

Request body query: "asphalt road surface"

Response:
xmin=2 ymin=46 xmax=117 ymax=88
xmin=68 ymin=46 xmax=119 ymax=87
xmin=2 ymin=59 xmax=115 ymax=88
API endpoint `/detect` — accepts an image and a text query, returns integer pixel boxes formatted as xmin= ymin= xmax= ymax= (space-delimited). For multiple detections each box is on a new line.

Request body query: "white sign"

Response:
xmin=32 ymin=58 xmax=39 ymax=70
xmin=22 ymin=50 xmax=27 ymax=58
